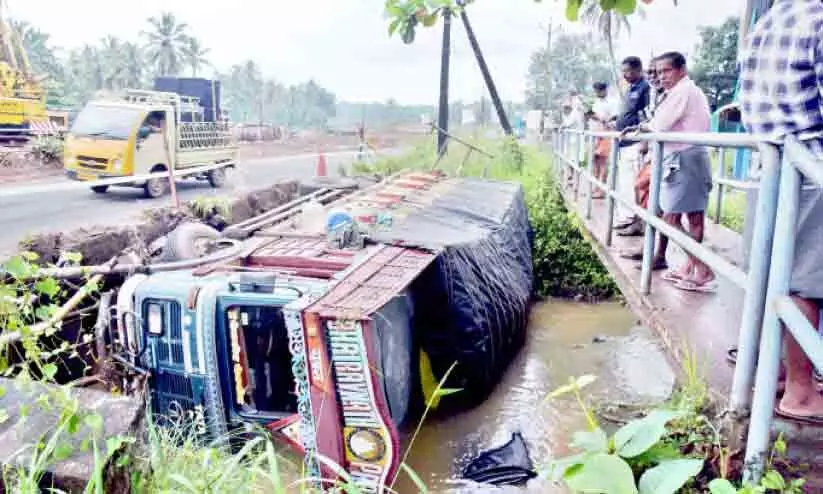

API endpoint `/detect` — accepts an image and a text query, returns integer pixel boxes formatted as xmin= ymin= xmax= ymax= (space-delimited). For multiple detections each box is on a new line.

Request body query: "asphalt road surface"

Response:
xmin=0 ymin=151 xmax=362 ymax=258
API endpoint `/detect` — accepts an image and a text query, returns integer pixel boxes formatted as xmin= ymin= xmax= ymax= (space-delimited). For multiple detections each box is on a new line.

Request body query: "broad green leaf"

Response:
xmin=565 ymin=0 xmax=582 ymax=21
xmin=20 ymin=251 xmax=39 ymax=261
xmin=638 ymin=459 xmax=703 ymax=494
xmin=548 ymin=452 xmax=587 ymax=481
xmin=571 ymin=428 xmax=608 ymax=453
xmin=35 ymin=278 xmax=60 ymax=298
xmin=388 ymin=17 xmax=402 ymax=35
xmin=84 ymin=413 xmax=104 ymax=432
xmin=630 ymin=442 xmax=683 ymax=466
xmin=614 ymin=0 xmax=637 ymax=15
xmin=708 ymin=479 xmax=738 ymax=494
xmin=599 ymin=0 xmax=618 ymax=9
xmin=41 ymin=363 xmax=58 ymax=381
xmin=772 ymin=434 xmax=787 ymax=456
xmin=3 ymin=256 xmax=32 ymax=279
xmin=0 ymin=385 xmax=5 ymax=399
xmin=564 ymin=453 xmax=637 ymax=494
xmin=63 ymin=252 xmax=83 ymax=264
xmin=614 ymin=410 xmax=682 ymax=458
xmin=0 ymin=408 xmax=8 ymax=425
xmin=52 ymin=442 xmax=74 ymax=462
xmin=422 ymin=12 xmax=439 ymax=27
xmin=760 ymin=471 xmax=785 ymax=491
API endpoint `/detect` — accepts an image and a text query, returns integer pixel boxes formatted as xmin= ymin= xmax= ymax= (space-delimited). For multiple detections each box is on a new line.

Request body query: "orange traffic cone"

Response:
xmin=315 ymin=148 xmax=328 ymax=178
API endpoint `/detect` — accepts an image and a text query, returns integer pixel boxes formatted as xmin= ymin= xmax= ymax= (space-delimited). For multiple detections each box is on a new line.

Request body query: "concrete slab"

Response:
xmin=0 ymin=378 xmax=143 ymax=493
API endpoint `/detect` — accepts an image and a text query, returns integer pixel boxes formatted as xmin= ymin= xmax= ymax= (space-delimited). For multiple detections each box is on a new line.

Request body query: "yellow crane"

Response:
xmin=0 ymin=0 xmax=63 ymax=141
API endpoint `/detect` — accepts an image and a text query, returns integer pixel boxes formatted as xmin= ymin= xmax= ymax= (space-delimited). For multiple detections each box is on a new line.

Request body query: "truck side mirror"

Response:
xmin=137 ymin=126 xmax=151 ymax=140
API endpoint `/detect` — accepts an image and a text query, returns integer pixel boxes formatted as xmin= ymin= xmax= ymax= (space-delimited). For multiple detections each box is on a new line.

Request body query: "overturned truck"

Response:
xmin=107 ymin=171 xmax=533 ymax=492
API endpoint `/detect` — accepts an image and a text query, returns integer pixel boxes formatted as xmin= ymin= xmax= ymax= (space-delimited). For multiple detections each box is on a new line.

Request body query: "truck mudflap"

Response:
xmin=286 ymin=245 xmax=435 ymax=492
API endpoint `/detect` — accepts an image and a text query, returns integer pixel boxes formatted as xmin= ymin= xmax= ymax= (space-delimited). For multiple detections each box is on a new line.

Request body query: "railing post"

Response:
xmin=585 ymin=134 xmax=595 ymax=219
xmin=715 ymin=147 xmax=727 ymax=223
xmin=640 ymin=141 xmax=663 ymax=295
xmin=743 ymin=157 xmax=800 ymax=483
xmin=605 ymin=137 xmax=619 ymax=246
xmin=574 ymin=133 xmax=582 ymax=200
xmin=730 ymin=144 xmax=780 ymax=415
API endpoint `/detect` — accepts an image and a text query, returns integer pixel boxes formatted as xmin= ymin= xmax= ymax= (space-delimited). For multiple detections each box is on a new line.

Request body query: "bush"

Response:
xmin=30 ymin=136 xmax=63 ymax=164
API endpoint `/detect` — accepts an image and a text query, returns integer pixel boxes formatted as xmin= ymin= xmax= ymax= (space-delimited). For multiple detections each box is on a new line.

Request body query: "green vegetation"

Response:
xmin=548 ymin=363 xmax=806 ymax=494
xmin=352 ymin=136 xmax=619 ymax=299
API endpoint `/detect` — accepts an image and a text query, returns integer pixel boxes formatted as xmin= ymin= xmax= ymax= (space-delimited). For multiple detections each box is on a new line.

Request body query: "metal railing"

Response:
xmin=744 ymin=135 xmax=823 ymax=481
xmin=549 ymin=128 xmax=808 ymax=481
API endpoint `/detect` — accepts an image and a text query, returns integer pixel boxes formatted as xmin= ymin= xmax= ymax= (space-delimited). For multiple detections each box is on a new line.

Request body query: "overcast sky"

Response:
xmin=9 ymin=0 xmax=742 ymax=105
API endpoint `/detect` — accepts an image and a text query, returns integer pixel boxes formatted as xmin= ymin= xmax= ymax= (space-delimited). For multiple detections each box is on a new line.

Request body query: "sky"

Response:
xmin=9 ymin=0 xmax=743 ymax=105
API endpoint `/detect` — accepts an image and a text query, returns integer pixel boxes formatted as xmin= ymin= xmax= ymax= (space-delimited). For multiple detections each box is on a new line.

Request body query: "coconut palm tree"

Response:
xmin=143 ymin=12 xmax=190 ymax=76
xmin=182 ymin=37 xmax=210 ymax=77
xmin=580 ymin=1 xmax=644 ymax=94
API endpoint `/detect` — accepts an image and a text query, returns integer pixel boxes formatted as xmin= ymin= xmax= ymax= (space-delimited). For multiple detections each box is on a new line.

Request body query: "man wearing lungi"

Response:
xmin=590 ymin=82 xmax=619 ymax=199
xmin=626 ymin=52 xmax=715 ymax=290
xmin=737 ymin=0 xmax=823 ymax=423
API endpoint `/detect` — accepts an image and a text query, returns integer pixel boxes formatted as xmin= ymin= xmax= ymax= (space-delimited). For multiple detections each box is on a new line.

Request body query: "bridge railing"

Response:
xmin=549 ymin=128 xmax=800 ymax=481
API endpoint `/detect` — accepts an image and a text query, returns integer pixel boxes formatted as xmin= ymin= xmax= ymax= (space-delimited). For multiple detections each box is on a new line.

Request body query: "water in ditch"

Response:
xmin=392 ymin=299 xmax=677 ymax=493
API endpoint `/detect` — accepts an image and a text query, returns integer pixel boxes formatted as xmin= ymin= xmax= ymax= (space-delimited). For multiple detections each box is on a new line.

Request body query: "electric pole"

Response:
xmin=437 ymin=9 xmax=452 ymax=156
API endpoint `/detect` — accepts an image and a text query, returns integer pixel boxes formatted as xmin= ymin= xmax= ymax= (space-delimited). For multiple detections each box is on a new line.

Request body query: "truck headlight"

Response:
xmin=147 ymin=303 xmax=163 ymax=336
xmin=112 ymin=159 xmax=123 ymax=171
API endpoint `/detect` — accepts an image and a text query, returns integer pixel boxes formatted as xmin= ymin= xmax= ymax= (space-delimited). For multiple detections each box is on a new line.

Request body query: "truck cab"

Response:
xmin=64 ymin=85 xmax=237 ymax=198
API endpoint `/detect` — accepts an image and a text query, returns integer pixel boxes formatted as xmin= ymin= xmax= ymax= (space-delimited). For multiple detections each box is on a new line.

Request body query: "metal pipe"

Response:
xmin=785 ymin=135 xmax=823 ymax=187
xmin=715 ymin=147 xmax=727 ymax=223
xmin=640 ymin=142 xmax=663 ymax=295
xmin=776 ymin=296 xmax=823 ymax=372
xmin=744 ymin=158 xmax=800 ymax=483
xmin=730 ymin=143 xmax=780 ymax=414
xmin=572 ymin=129 xmax=759 ymax=149
xmin=574 ymin=135 xmax=582 ymax=200
xmin=605 ymin=138 xmax=619 ymax=247
xmin=585 ymin=135 xmax=594 ymax=219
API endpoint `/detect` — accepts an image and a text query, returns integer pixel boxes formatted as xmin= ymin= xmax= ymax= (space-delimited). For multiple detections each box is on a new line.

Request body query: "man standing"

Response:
xmin=738 ymin=0 xmax=823 ymax=423
xmin=627 ymin=52 xmax=714 ymax=287
xmin=590 ymin=82 xmax=619 ymax=199
xmin=614 ymin=57 xmax=651 ymax=234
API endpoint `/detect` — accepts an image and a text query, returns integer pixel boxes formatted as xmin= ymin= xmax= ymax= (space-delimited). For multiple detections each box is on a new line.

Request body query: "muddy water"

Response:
xmin=394 ymin=299 xmax=676 ymax=493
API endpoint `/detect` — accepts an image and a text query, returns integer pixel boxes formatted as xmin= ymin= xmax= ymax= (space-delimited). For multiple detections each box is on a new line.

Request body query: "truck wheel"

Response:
xmin=91 ymin=185 xmax=109 ymax=194
xmin=372 ymin=292 xmax=417 ymax=427
xmin=208 ymin=167 xmax=227 ymax=188
xmin=159 ymin=222 xmax=221 ymax=261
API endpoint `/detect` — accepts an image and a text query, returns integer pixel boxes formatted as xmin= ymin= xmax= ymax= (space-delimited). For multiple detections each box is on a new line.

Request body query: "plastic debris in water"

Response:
xmin=461 ymin=432 xmax=537 ymax=486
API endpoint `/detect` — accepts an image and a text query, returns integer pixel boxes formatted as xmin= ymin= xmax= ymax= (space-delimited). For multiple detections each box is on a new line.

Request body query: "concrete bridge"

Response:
xmin=550 ymin=129 xmax=823 ymax=484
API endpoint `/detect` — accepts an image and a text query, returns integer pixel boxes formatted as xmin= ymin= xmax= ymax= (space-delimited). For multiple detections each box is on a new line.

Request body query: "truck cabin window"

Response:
xmin=138 ymin=111 xmax=166 ymax=140
xmin=227 ymin=306 xmax=296 ymax=415
xmin=71 ymin=105 xmax=144 ymax=140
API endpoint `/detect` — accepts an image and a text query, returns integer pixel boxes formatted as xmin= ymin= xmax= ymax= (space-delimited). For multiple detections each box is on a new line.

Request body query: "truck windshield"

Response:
xmin=71 ymin=105 xmax=144 ymax=140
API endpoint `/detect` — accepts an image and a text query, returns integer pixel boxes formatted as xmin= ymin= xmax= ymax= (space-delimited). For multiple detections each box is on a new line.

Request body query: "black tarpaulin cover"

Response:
xmin=372 ymin=177 xmax=534 ymax=397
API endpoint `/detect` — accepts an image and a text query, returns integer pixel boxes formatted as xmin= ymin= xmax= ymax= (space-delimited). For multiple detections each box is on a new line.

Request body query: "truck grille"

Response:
xmin=77 ymin=156 xmax=109 ymax=170
xmin=151 ymin=371 xmax=196 ymax=420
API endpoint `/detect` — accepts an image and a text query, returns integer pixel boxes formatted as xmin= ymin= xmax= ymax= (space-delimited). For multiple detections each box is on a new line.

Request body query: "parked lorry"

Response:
xmin=64 ymin=80 xmax=237 ymax=198
xmin=105 ymin=170 xmax=533 ymax=492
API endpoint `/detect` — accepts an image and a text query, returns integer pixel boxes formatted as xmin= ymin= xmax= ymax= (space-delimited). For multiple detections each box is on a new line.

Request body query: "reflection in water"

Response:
xmin=394 ymin=299 xmax=671 ymax=493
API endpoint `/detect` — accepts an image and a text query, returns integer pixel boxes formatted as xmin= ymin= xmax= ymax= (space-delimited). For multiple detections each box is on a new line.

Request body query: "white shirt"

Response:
xmin=591 ymin=96 xmax=619 ymax=131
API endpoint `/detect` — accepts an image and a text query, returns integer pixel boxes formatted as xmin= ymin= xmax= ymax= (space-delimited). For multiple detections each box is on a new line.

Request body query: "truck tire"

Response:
xmin=159 ymin=222 xmax=221 ymax=261
xmin=91 ymin=185 xmax=109 ymax=194
xmin=145 ymin=165 xmax=169 ymax=199
xmin=372 ymin=292 xmax=418 ymax=427
xmin=208 ymin=167 xmax=227 ymax=188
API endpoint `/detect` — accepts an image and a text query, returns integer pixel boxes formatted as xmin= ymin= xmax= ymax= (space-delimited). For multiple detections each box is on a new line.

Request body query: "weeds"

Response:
xmin=190 ymin=196 xmax=232 ymax=222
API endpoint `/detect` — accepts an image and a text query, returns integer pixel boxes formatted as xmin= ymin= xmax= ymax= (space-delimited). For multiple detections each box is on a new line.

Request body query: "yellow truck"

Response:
xmin=64 ymin=88 xmax=238 ymax=198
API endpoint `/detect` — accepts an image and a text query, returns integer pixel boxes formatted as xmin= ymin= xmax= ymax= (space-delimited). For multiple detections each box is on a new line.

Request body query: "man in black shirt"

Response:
xmin=614 ymin=56 xmax=652 ymax=232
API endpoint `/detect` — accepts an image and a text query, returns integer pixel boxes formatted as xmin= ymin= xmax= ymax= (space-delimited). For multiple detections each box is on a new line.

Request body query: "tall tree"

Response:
xmin=143 ymin=12 xmax=190 ymax=76
xmin=182 ymin=37 xmax=210 ymax=77
xmin=525 ymin=32 xmax=611 ymax=115
xmin=580 ymin=0 xmax=642 ymax=91
xmin=691 ymin=17 xmax=739 ymax=110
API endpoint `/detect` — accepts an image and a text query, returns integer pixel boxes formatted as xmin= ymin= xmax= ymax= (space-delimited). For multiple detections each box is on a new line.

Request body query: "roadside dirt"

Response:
xmin=23 ymin=181 xmax=300 ymax=265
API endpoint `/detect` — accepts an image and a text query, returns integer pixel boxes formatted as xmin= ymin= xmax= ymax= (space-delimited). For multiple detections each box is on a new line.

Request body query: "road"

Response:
xmin=0 ymin=151 xmax=361 ymax=257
